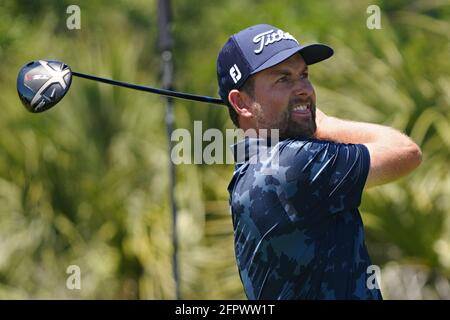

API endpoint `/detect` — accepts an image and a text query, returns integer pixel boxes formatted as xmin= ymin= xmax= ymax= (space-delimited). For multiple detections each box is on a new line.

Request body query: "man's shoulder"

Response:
xmin=273 ymin=138 xmax=370 ymax=195
xmin=277 ymin=138 xmax=336 ymax=162
xmin=278 ymin=137 xmax=359 ymax=149
xmin=277 ymin=137 xmax=369 ymax=160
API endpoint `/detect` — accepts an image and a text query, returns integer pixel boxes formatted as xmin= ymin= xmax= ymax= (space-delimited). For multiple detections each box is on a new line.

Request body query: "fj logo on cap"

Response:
xmin=229 ymin=64 xmax=242 ymax=84
xmin=253 ymin=29 xmax=299 ymax=54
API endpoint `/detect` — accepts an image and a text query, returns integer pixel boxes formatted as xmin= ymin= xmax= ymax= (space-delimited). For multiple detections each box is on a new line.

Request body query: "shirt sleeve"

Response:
xmin=279 ymin=139 xmax=370 ymax=217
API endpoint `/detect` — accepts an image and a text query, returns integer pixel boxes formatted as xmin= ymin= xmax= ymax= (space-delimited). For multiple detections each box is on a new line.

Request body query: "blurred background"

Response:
xmin=0 ymin=0 xmax=449 ymax=299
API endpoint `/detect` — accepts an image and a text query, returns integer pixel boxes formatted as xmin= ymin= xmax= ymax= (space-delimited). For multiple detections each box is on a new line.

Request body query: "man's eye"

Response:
xmin=277 ymin=76 xmax=287 ymax=83
xmin=301 ymin=72 xmax=309 ymax=79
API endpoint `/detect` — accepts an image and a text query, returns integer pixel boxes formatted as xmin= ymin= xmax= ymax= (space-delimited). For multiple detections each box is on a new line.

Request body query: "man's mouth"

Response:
xmin=290 ymin=102 xmax=312 ymax=119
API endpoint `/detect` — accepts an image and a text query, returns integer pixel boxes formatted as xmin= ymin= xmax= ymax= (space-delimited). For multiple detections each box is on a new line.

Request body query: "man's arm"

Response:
xmin=314 ymin=109 xmax=422 ymax=188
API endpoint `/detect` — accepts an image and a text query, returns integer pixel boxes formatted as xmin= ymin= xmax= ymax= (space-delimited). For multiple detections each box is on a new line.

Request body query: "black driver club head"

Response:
xmin=17 ymin=60 xmax=72 ymax=113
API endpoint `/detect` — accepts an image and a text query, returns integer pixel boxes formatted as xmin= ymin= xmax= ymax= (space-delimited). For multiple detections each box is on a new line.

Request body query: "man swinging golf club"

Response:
xmin=217 ymin=24 xmax=422 ymax=299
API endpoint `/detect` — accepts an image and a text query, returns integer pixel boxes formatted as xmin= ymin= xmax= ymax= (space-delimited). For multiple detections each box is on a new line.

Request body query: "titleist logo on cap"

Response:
xmin=253 ymin=29 xmax=299 ymax=54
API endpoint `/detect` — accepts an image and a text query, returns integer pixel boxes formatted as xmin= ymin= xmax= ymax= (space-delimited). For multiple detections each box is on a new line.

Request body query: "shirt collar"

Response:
xmin=231 ymin=136 xmax=277 ymax=163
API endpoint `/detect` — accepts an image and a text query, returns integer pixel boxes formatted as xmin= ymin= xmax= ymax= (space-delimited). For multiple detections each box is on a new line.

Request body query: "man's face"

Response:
xmin=248 ymin=53 xmax=317 ymax=139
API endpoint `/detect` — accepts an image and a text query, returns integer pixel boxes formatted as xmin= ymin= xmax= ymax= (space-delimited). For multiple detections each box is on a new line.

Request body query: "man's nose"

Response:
xmin=293 ymin=79 xmax=312 ymax=98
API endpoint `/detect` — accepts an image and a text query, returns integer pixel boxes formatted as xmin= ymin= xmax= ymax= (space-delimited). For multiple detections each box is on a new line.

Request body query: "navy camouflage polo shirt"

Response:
xmin=228 ymin=137 xmax=382 ymax=300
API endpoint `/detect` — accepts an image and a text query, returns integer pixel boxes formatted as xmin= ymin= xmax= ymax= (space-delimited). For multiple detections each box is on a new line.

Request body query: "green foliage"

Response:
xmin=0 ymin=0 xmax=449 ymax=299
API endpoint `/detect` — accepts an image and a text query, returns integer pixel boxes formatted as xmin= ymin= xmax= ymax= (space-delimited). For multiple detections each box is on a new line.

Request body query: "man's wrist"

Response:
xmin=313 ymin=110 xmax=334 ymax=141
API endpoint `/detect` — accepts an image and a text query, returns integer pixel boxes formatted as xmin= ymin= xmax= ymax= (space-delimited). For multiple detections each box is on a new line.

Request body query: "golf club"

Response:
xmin=17 ymin=60 xmax=225 ymax=113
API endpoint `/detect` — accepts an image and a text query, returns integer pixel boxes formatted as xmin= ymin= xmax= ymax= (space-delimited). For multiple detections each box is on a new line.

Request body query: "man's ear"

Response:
xmin=228 ymin=89 xmax=253 ymax=119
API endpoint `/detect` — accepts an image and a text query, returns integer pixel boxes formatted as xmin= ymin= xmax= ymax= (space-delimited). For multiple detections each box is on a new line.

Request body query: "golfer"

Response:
xmin=216 ymin=24 xmax=422 ymax=299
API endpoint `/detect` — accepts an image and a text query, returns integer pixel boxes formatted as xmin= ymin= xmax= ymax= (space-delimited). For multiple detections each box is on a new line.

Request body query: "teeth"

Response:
xmin=292 ymin=104 xmax=308 ymax=111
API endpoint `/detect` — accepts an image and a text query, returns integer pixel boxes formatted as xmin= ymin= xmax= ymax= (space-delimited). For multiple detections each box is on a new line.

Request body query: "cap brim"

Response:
xmin=299 ymin=44 xmax=334 ymax=65
xmin=251 ymin=43 xmax=333 ymax=75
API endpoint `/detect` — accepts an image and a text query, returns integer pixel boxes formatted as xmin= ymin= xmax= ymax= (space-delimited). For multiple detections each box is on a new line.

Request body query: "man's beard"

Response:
xmin=254 ymin=99 xmax=317 ymax=139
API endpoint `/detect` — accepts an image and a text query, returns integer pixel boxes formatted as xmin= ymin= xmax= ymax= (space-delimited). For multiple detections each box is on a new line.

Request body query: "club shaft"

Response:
xmin=72 ymin=71 xmax=225 ymax=106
